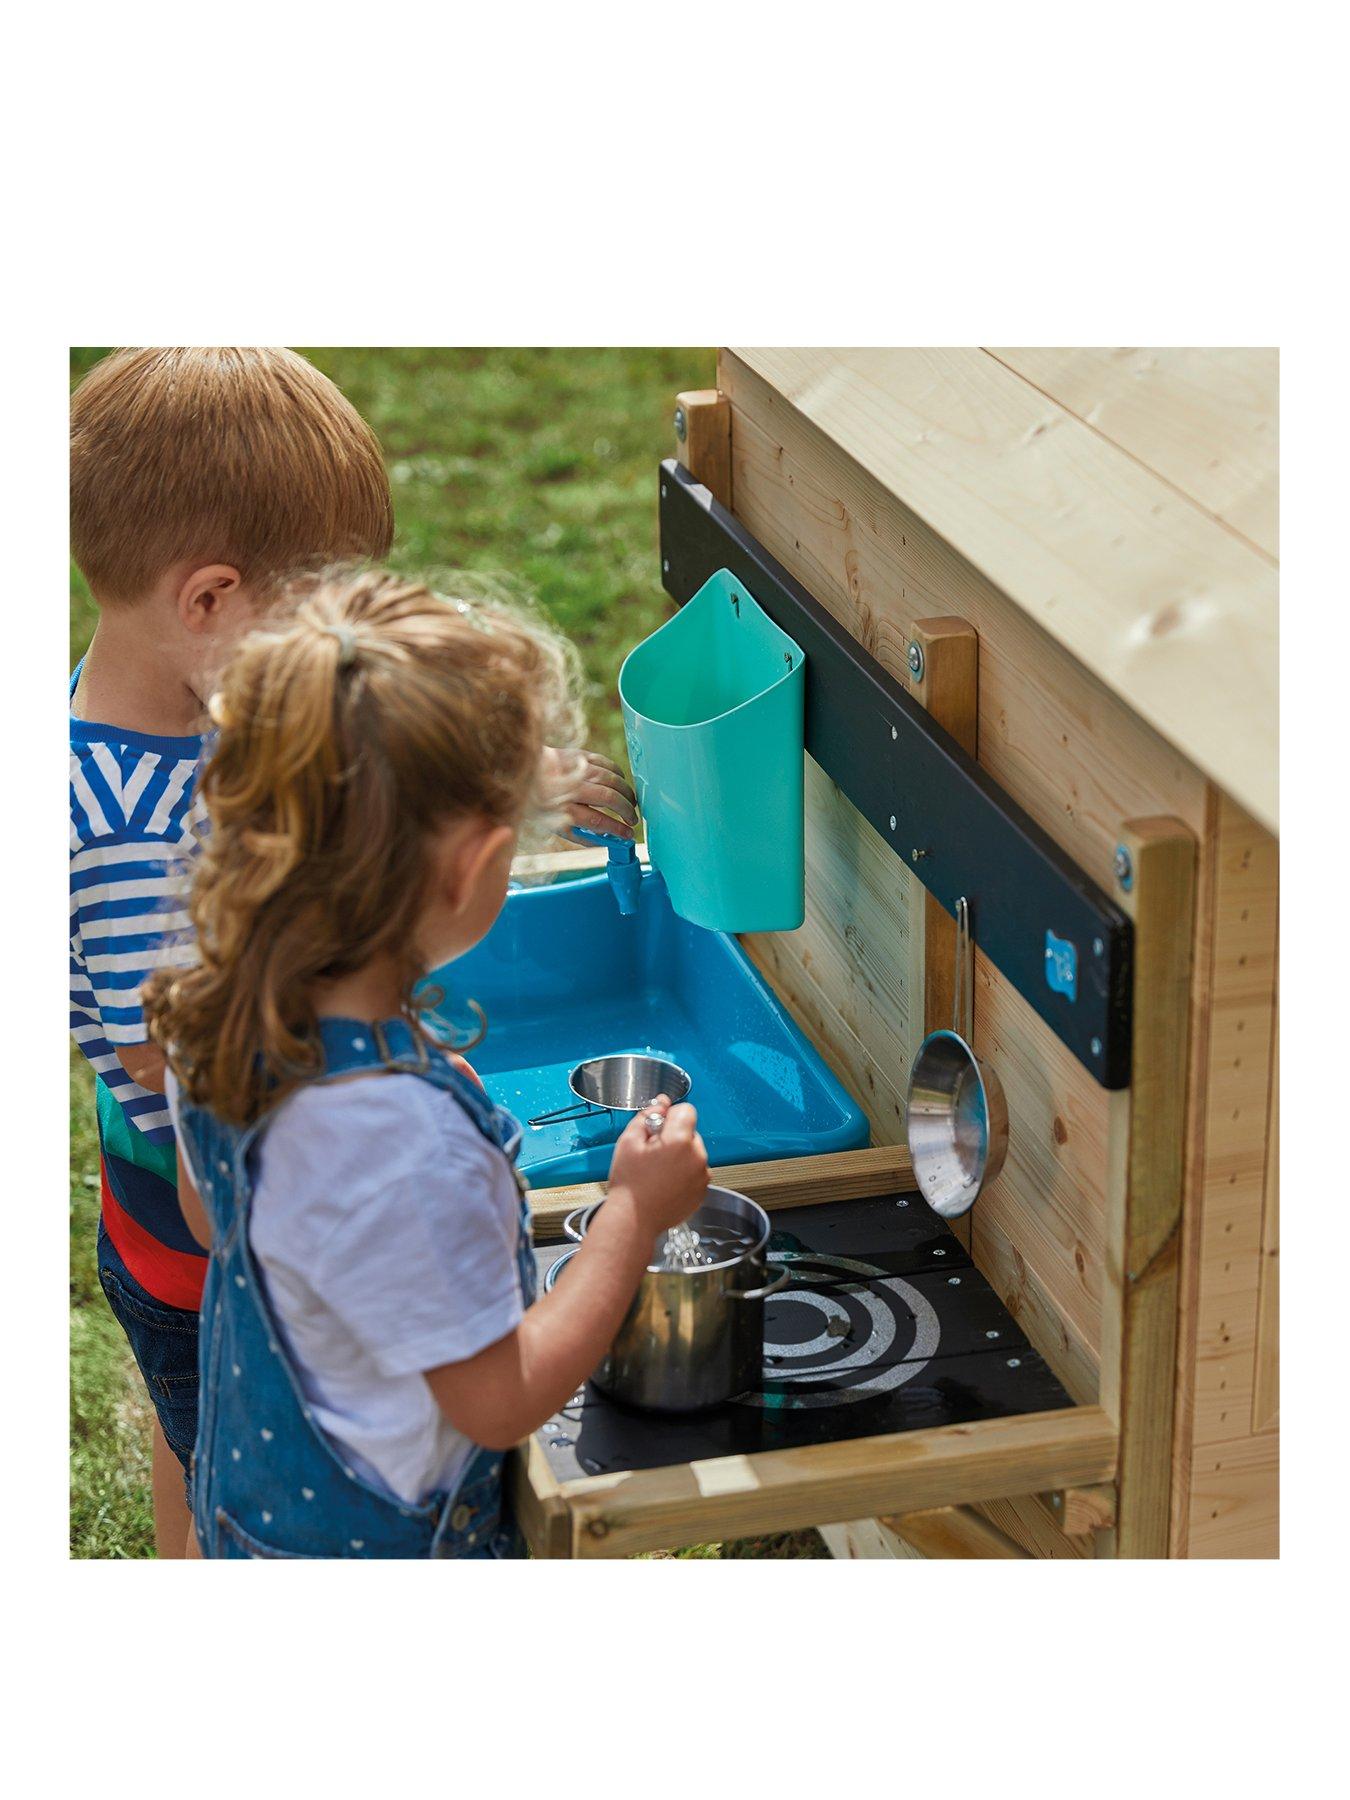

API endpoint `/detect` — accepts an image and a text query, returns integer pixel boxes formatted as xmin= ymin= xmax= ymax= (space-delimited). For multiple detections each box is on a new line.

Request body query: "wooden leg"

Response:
xmin=1103 ymin=817 xmax=1198 ymax=1557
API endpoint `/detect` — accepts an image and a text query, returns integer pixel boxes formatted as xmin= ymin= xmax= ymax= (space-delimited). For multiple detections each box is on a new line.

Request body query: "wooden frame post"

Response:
xmin=674 ymin=388 xmax=732 ymax=509
xmin=906 ymin=617 xmax=980 ymax=1249
xmin=1104 ymin=817 xmax=1197 ymax=1556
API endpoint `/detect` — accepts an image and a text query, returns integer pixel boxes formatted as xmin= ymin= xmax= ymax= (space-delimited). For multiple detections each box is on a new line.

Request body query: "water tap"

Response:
xmin=571 ymin=826 xmax=642 ymax=916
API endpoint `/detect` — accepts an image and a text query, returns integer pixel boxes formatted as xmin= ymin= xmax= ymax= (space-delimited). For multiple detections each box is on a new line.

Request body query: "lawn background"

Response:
xmin=69 ymin=346 xmax=827 ymax=1559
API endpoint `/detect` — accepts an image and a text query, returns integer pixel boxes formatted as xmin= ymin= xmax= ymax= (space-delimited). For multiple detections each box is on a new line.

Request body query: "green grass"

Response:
xmin=69 ymin=346 xmax=827 ymax=1561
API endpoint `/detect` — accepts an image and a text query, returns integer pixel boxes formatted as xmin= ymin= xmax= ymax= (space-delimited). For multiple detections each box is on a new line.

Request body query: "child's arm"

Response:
xmin=116 ymin=1042 xmax=167 ymax=1093
xmin=423 ymin=1099 xmax=706 ymax=1450
xmin=175 ymin=1147 xmax=212 ymax=1252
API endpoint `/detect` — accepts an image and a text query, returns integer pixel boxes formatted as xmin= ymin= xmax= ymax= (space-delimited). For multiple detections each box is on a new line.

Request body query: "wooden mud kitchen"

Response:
xmin=511 ymin=348 xmax=1278 ymax=1560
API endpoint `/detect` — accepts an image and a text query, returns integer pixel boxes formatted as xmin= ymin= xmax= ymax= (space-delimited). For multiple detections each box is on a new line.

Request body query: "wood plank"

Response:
xmin=560 ymin=1405 xmax=1117 ymax=1558
xmin=509 ymin=1435 xmax=573 ymax=1560
xmin=977 ymin=1495 xmax=1095 ymax=1559
xmin=821 ymin=617 xmax=981 ymax=1561
xmin=881 ymin=1504 xmax=1029 ymax=1559
xmin=730 ymin=347 xmax=1277 ymax=831
xmin=528 ymin=1143 xmax=912 ymax=1237
xmin=987 ymin=348 xmax=1278 ymax=561
xmin=819 ymin=1518 xmax=924 ymax=1559
xmin=674 ymin=388 xmax=733 ymax=510
xmin=974 ymin=948 xmax=1111 ymax=1395
xmin=512 ymin=846 xmax=607 ymax=880
xmin=1103 ymin=818 xmax=1197 ymax=1557
xmin=1187 ymin=1431 xmax=1278 ymax=1558
xmin=1169 ymin=785 xmax=1222 ymax=1556
xmin=907 ymin=616 xmax=980 ymax=1044
xmin=1253 ymin=1009 xmax=1279 ymax=1434
xmin=1189 ymin=800 xmax=1279 ymax=1448
xmin=743 ymin=755 xmax=917 ymax=1148
xmin=908 ymin=615 xmax=979 ymax=1257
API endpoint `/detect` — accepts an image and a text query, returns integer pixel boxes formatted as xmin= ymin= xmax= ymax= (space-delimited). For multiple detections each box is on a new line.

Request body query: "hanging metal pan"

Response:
xmin=905 ymin=897 xmax=1009 ymax=1219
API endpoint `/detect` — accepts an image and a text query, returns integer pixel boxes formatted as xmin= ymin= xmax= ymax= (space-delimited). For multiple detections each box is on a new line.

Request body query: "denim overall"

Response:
xmin=177 ymin=1016 xmax=536 ymax=1559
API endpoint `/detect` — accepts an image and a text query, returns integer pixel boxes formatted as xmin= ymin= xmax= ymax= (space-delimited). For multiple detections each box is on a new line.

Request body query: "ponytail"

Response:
xmin=145 ymin=566 xmax=585 ymax=1125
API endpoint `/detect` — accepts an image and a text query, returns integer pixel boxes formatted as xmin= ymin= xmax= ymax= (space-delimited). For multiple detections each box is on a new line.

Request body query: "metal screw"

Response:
xmin=674 ymin=405 xmax=688 ymax=442
xmin=933 ymin=1247 xmax=946 ymax=1257
xmin=907 ymin=641 xmax=925 ymax=681
xmin=662 ymin=558 xmax=670 ymax=574
xmin=948 ymin=1276 xmax=961 ymax=1286
xmin=1051 ymin=1494 xmax=1062 ymax=1508
xmin=911 ymin=848 xmax=927 ymax=864
xmin=891 ymin=725 xmax=898 ymax=741
xmin=889 ymin=815 xmax=897 ymax=832
xmin=660 ymin=483 xmax=667 ymax=498
xmin=1113 ymin=844 xmax=1134 ymax=890
xmin=1007 ymin=1357 xmax=1021 ymax=1368
xmin=985 ymin=1329 xmax=1000 ymax=1339
xmin=1090 ymin=1036 xmax=1103 ymax=1057
xmin=895 ymin=1198 xmax=909 ymax=1208
xmin=1093 ymin=937 xmax=1104 ymax=956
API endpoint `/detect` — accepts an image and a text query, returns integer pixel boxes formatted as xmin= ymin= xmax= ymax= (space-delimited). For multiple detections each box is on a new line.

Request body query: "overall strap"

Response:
xmin=310 ymin=1015 xmax=518 ymax=1154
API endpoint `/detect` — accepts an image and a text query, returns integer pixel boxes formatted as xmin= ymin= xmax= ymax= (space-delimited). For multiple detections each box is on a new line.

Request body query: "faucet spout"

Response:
xmin=571 ymin=826 xmax=642 ymax=916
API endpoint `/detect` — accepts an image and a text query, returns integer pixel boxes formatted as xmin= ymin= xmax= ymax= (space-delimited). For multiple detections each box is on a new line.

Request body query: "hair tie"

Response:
xmin=322 ymin=624 xmax=357 ymax=667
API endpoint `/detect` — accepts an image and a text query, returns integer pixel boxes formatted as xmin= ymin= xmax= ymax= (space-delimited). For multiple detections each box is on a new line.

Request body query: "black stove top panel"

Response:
xmin=533 ymin=1190 xmax=1073 ymax=1482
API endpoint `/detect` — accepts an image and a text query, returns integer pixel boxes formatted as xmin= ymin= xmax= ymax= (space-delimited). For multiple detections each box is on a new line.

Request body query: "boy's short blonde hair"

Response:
xmin=70 ymin=347 xmax=395 ymax=602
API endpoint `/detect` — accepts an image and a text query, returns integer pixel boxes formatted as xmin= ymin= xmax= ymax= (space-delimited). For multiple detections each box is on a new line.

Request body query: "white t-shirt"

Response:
xmin=168 ymin=1071 xmax=525 ymax=1505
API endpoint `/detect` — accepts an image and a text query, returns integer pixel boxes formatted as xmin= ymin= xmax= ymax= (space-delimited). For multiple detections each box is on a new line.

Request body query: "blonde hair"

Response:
xmin=145 ymin=567 xmax=585 ymax=1126
xmin=70 ymin=348 xmax=394 ymax=602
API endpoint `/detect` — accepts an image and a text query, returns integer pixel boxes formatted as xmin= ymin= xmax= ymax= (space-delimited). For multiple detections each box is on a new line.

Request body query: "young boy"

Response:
xmin=71 ymin=347 xmax=638 ymax=1557
xmin=70 ymin=347 xmax=398 ymax=1556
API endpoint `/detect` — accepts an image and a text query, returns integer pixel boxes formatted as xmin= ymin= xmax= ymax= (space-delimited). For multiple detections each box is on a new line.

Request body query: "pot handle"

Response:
xmin=543 ymin=1247 xmax=578 ymax=1292
xmin=725 ymin=1264 xmax=790 ymax=1302
xmin=562 ymin=1207 xmax=588 ymax=1243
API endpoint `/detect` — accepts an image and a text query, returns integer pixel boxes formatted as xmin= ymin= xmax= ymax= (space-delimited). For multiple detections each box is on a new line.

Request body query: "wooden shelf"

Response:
xmin=514 ymin=1404 xmax=1116 ymax=1560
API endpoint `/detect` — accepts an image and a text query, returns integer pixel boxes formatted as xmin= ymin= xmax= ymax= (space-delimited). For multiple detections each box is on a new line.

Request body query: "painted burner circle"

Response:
xmin=744 ymin=1251 xmax=942 ymax=1409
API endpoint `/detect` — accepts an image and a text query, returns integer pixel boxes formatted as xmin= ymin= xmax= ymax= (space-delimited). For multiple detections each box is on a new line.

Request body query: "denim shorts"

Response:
xmin=96 ymin=1218 xmax=200 ymax=1485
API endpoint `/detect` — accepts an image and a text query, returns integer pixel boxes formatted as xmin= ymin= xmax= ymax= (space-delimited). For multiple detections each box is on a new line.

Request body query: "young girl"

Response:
xmin=146 ymin=567 xmax=708 ymax=1559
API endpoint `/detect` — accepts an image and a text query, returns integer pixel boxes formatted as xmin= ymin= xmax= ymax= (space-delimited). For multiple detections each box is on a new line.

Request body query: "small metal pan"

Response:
xmin=905 ymin=897 xmax=1008 ymax=1219
xmin=527 ymin=1052 xmax=691 ymax=1129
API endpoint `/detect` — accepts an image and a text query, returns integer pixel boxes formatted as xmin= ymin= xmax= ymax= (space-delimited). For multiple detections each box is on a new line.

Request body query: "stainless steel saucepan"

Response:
xmin=527 ymin=1052 xmax=691 ymax=1130
xmin=905 ymin=896 xmax=1009 ymax=1219
xmin=548 ymin=1182 xmax=788 ymax=1412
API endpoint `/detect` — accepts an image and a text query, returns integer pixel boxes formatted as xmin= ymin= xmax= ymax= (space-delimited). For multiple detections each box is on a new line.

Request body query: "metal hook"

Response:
xmin=953 ymin=897 xmax=974 ymax=1041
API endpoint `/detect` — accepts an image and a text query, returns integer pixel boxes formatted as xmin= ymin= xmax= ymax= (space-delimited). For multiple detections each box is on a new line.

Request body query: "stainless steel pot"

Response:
xmin=547 ymin=1186 xmax=788 ymax=1411
xmin=527 ymin=1052 xmax=691 ymax=1129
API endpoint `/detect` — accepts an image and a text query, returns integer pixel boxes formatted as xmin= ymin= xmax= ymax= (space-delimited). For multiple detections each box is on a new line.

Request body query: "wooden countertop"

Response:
xmin=731 ymin=348 xmax=1277 ymax=833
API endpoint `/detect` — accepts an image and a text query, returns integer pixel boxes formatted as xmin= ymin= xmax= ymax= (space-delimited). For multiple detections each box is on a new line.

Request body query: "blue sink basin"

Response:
xmin=425 ymin=869 xmax=868 ymax=1186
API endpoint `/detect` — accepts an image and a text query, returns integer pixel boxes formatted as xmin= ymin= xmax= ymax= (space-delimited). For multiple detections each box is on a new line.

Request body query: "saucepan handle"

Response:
xmin=562 ymin=1207 xmax=589 ymax=1243
xmin=527 ymin=1100 xmax=606 ymax=1129
xmin=725 ymin=1264 xmax=790 ymax=1302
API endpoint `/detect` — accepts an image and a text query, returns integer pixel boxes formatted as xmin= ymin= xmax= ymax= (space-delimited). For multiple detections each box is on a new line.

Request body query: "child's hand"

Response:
xmin=541 ymin=744 xmax=638 ymax=840
xmin=447 ymin=1051 xmax=483 ymax=1089
xmin=607 ymin=1094 xmax=709 ymax=1234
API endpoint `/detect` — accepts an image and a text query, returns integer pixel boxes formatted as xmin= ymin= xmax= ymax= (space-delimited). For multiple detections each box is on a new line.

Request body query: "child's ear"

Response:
xmin=176 ymin=564 xmax=245 ymax=635
xmin=445 ymin=821 xmax=516 ymax=915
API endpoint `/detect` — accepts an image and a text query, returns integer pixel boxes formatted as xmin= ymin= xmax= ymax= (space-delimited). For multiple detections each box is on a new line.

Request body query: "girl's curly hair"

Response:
xmin=144 ymin=565 xmax=585 ymax=1126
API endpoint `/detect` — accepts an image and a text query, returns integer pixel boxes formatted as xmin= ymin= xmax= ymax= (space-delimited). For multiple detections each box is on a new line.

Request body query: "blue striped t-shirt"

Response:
xmin=69 ymin=666 xmax=205 ymax=1144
